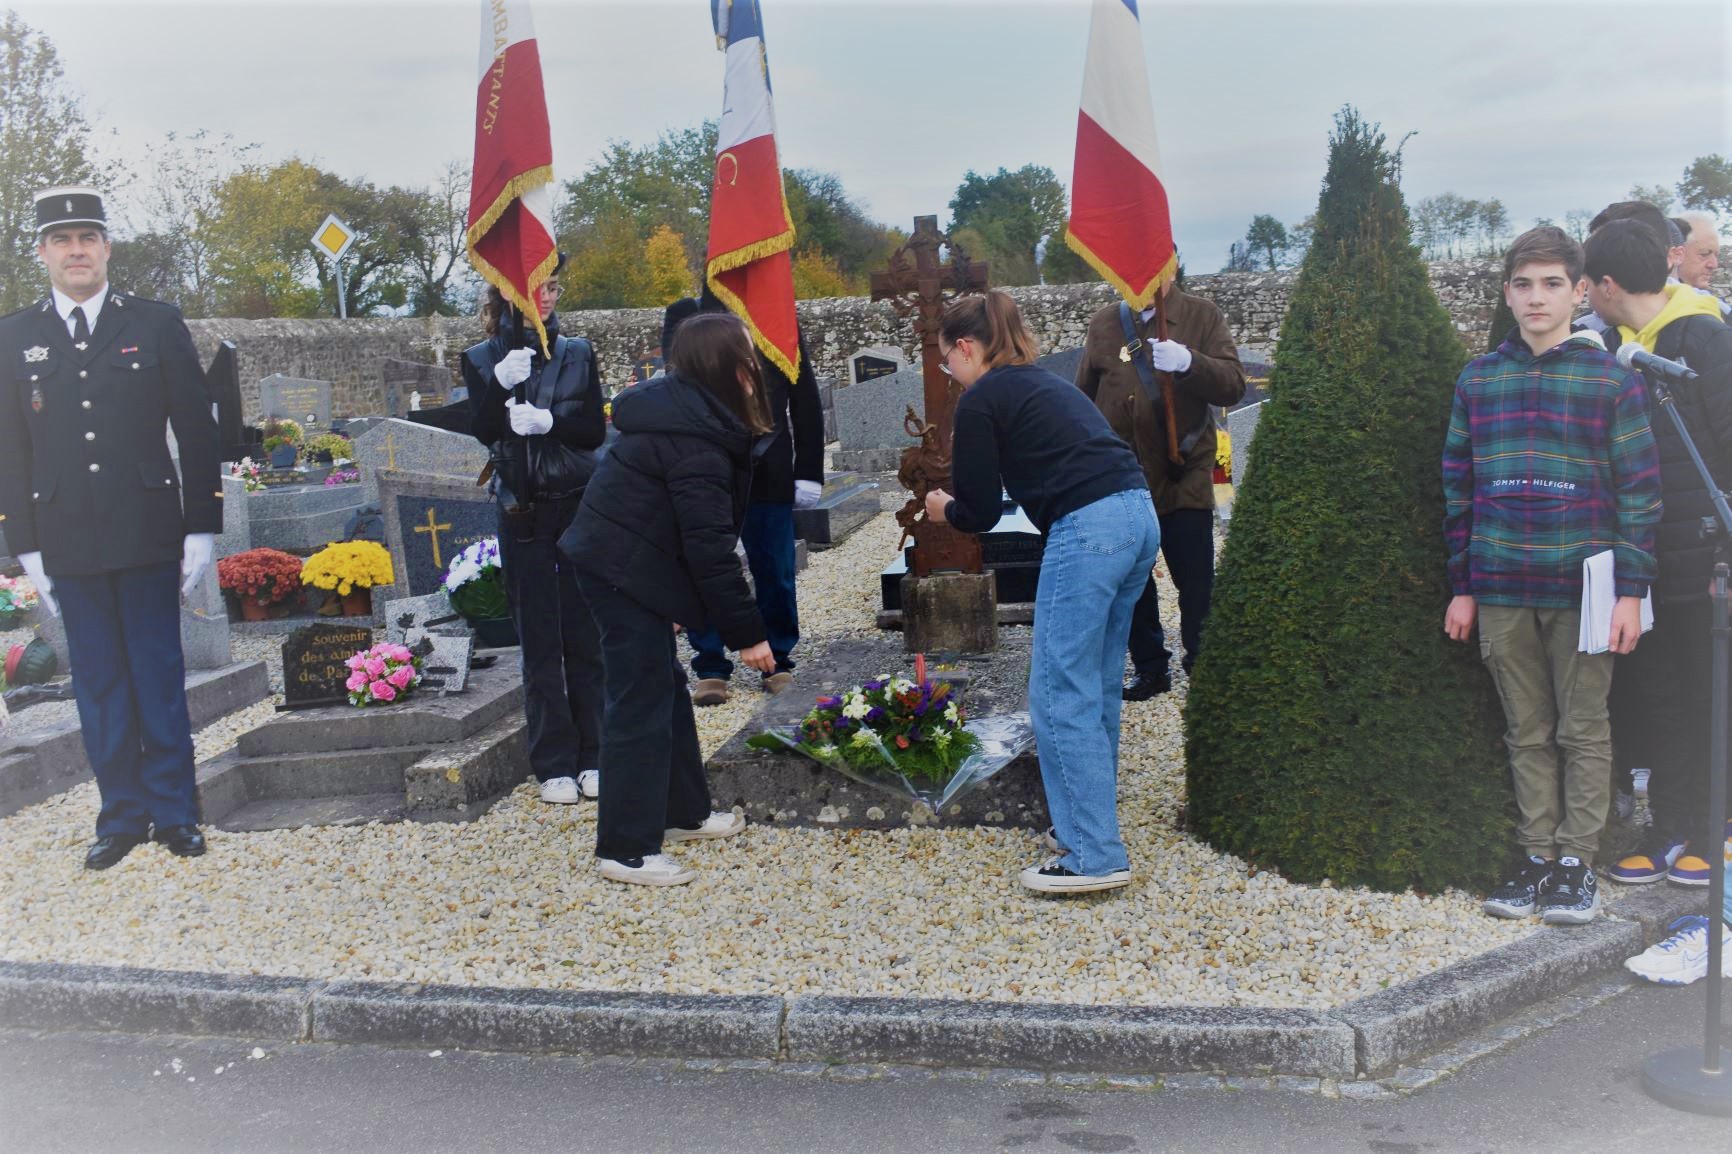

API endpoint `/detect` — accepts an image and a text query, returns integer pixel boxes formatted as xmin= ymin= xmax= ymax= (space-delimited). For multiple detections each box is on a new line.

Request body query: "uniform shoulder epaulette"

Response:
xmin=110 ymin=290 xmax=176 ymax=312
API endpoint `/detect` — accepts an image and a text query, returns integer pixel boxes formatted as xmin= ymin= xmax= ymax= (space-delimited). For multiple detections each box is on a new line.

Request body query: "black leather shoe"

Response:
xmin=84 ymin=833 xmax=147 ymax=870
xmin=1122 ymin=669 xmax=1172 ymax=701
xmin=153 ymin=825 xmax=207 ymax=858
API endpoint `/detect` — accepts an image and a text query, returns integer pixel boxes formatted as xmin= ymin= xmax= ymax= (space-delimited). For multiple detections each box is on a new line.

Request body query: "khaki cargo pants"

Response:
xmin=1478 ymin=605 xmax=1614 ymax=862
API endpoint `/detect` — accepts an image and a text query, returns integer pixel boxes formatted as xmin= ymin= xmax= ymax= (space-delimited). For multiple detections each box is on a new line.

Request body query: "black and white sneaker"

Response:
xmin=1018 ymin=856 xmax=1131 ymax=895
xmin=1538 ymin=857 xmax=1600 ymax=925
xmin=1483 ymin=855 xmax=1554 ymax=919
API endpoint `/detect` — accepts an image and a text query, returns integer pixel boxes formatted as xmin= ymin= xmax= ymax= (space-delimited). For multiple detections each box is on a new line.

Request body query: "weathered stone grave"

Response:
xmin=792 ymin=470 xmax=880 ymax=550
xmin=631 ymin=351 xmax=663 ymax=383
xmin=352 ymin=419 xmax=491 ymax=507
xmin=259 ymin=374 xmax=333 ymax=431
xmin=215 ymin=474 xmax=367 ymax=559
xmin=848 ymin=345 xmax=909 ymax=385
xmin=832 ymin=366 xmax=923 ymax=473
xmin=417 ymin=634 xmax=474 ymax=693
xmin=382 ymin=591 xmax=464 ymax=645
xmin=1035 ymin=346 xmax=1085 ymax=385
xmin=816 ymin=373 xmax=838 ymax=444
xmin=878 ymin=504 xmax=1042 ymax=628
xmin=705 ymin=635 xmax=1045 ymax=829
xmin=382 ymin=359 xmax=460 ymax=419
xmin=197 ymin=660 xmax=527 ymax=832
xmin=376 ymin=471 xmax=497 ymax=601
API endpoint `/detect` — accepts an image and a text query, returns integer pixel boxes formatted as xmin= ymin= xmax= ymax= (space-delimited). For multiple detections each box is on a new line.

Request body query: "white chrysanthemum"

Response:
xmin=850 ymin=729 xmax=877 ymax=748
xmin=842 ymin=693 xmax=870 ymax=720
xmin=944 ymin=701 xmax=960 ymax=725
xmin=888 ymin=678 xmax=914 ymax=695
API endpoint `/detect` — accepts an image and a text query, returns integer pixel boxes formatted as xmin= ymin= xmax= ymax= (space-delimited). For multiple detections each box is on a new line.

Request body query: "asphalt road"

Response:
xmin=2 ymin=982 xmax=1728 ymax=1154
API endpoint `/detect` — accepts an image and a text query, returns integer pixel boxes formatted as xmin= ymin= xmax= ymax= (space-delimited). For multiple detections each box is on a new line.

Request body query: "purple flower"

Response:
xmin=816 ymin=695 xmax=842 ymax=709
xmin=866 ymin=707 xmax=884 ymax=723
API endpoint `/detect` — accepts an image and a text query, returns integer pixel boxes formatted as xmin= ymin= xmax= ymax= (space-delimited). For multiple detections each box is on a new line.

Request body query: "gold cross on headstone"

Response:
xmin=413 ymin=506 xmax=453 ymax=568
xmin=385 ymin=431 xmax=397 ymax=471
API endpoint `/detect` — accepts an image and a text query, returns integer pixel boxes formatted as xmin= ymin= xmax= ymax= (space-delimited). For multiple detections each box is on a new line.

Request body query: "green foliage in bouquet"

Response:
xmin=747 ymin=676 xmax=980 ymax=782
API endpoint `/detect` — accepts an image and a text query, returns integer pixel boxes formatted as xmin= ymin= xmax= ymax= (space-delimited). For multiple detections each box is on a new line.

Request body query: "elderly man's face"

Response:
xmin=1679 ymin=221 xmax=1721 ymax=291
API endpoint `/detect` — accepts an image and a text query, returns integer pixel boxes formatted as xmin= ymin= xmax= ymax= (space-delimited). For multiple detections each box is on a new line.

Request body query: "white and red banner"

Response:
xmin=705 ymin=0 xmax=800 ymax=381
xmin=1064 ymin=0 xmax=1177 ymax=310
xmin=467 ymin=0 xmax=558 ymax=353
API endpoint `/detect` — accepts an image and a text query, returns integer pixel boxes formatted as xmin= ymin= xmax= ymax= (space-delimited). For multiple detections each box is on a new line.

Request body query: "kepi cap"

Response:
xmin=34 ymin=186 xmax=107 ymax=235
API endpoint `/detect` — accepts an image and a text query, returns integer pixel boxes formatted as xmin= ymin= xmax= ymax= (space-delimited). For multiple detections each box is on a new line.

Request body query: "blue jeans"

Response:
xmin=688 ymin=501 xmax=799 ymax=680
xmin=54 ymin=562 xmax=198 ymax=837
xmin=1030 ymin=489 xmax=1161 ymax=876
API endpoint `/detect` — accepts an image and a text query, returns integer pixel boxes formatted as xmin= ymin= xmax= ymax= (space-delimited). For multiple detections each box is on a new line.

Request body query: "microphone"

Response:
xmin=1617 ymin=341 xmax=1699 ymax=382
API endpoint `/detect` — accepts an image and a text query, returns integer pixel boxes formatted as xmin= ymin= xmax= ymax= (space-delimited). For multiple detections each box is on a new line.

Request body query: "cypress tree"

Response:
xmin=1183 ymin=108 xmax=1511 ymax=892
xmin=1486 ymin=288 xmax=1517 ymax=353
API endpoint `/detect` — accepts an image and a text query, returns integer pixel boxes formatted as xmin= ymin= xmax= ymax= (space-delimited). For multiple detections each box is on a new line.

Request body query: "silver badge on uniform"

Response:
xmin=30 ymin=385 xmax=43 ymax=413
xmin=24 ymin=346 xmax=48 ymax=362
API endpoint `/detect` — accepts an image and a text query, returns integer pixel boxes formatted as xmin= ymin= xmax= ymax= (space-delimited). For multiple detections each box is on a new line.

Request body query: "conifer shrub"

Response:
xmin=1183 ymin=109 xmax=1512 ymax=892
xmin=1486 ymin=290 xmax=1517 ymax=353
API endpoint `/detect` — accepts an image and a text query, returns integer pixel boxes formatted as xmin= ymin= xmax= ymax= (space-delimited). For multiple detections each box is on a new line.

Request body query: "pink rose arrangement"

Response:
xmin=344 ymin=642 xmax=422 ymax=707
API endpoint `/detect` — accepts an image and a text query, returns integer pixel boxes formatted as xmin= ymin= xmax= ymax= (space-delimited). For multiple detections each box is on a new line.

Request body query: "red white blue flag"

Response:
xmin=706 ymin=0 xmax=800 ymax=381
xmin=466 ymin=0 xmax=558 ymax=354
xmin=1064 ymin=0 xmax=1177 ymax=310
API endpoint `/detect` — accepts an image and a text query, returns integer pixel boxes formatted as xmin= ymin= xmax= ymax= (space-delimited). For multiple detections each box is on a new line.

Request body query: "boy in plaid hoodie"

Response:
xmin=1442 ymin=226 xmax=1663 ymax=924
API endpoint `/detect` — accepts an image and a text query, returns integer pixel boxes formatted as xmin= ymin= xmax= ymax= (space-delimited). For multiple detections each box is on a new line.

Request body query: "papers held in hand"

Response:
xmin=1579 ymin=550 xmax=1654 ymax=654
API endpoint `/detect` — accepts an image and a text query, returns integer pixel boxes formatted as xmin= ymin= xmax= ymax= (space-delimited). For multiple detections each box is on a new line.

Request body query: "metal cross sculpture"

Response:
xmin=869 ymin=215 xmax=989 ymax=576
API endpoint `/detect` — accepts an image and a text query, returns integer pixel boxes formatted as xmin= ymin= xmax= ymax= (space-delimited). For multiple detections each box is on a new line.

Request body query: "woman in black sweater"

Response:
xmin=464 ymin=272 xmax=606 ymax=808
xmin=560 ymin=313 xmax=776 ymax=886
xmin=926 ymin=291 xmax=1160 ymax=895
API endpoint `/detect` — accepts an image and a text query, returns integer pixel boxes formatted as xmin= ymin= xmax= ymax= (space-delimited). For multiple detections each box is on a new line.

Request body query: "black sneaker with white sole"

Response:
xmin=1018 ymin=856 xmax=1131 ymax=895
xmin=1483 ymin=855 xmax=1554 ymax=919
xmin=1538 ymin=856 xmax=1600 ymax=924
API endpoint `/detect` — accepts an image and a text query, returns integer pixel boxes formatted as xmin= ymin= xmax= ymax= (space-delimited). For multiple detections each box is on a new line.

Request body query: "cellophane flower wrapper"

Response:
xmin=751 ymin=711 xmax=1035 ymax=814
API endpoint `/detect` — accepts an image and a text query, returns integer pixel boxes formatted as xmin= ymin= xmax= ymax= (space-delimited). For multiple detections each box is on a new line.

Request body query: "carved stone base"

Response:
xmin=901 ymin=572 xmax=997 ymax=654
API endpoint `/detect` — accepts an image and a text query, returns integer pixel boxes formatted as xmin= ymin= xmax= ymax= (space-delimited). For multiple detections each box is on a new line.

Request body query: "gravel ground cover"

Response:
xmin=0 ymin=491 xmax=1533 ymax=1008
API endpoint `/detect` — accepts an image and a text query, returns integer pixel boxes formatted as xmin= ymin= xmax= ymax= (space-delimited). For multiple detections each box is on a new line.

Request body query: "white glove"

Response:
xmin=494 ymin=347 xmax=534 ymax=389
xmin=1147 ymin=340 xmax=1193 ymax=374
xmin=794 ymin=480 xmax=822 ymax=509
xmin=17 ymin=551 xmax=56 ymax=617
xmin=505 ymin=397 xmax=554 ymax=436
xmin=180 ymin=533 xmax=214 ymax=598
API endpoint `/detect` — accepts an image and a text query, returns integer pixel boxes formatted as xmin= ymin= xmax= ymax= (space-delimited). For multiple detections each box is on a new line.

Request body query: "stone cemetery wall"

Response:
xmin=183 ymin=261 xmax=1732 ymax=422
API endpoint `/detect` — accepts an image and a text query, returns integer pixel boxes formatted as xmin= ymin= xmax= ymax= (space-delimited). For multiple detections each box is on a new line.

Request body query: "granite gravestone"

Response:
xmin=352 ymin=418 xmax=491 ymax=506
xmin=1035 ymin=346 xmax=1085 ymax=386
xmin=204 ymin=341 xmax=257 ymax=463
xmin=258 ymin=375 xmax=333 ymax=430
xmin=377 ymin=472 xmax=498 ymax=599
xmin=848 ymin=345 xmax=909 ymax=385
xmin=280 ymin=621 xmax=374 ymax=710
xmin=383 ymin=591 xmax=463 ymax=646
xmin=1228 ymin=400 xmax=1263 ymax=488
xmin=834 ymin=366 xmax=924 ymax=455
xmin=631 ymin=351 xmax=664 ymax=383
xmin=415 ymin=633 xmax=473 ymax=693
xmin=382 ymin=359 xmax=458 ymax=419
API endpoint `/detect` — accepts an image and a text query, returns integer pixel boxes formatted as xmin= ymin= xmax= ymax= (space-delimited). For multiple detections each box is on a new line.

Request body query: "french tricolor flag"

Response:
xmin=705 ymin=0 xmax=801 ymax=382
xmin=466 ymin=0 xmax=558 ymax=353
xmin=1064 ymin=0 xmax=1177 ymax=310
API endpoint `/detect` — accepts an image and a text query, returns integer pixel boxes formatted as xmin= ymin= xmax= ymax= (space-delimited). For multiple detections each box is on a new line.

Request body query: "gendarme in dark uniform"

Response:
xmin=0 ymin=187 xmax=222 ymax=868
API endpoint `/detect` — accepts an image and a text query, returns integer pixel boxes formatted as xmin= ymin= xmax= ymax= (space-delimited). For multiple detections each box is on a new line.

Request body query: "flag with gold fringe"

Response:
xmin=1064 ymin=0 xmax=1177 ymax=310
xmin=466 ymin=0 xmax=558 ymax=354
xmin=705 ymin=0 xmax=800 ymax=380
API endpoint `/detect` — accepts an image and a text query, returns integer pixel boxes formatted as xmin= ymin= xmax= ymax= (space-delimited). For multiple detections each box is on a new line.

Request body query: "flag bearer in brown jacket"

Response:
xmin=1076 ymin=286 xmax=1245 ymax=699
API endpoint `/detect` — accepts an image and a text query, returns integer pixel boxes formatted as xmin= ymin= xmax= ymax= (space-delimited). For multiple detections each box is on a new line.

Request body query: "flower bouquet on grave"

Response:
xmin=443 ymin=537 xmax=516 ymax=647
xmin=216 ymin=547 xmax=305 ymax=619
xmin=345 ymin=642 xmax=422 ymax=707
xmin=746 ymin=671 xmax=1036 ymax=814
xmin=302 ymin=540 xmax=393 ymax=616
xmin=230 ymin=457 xmax=264 ymax=492
xmin=324 ymin=469 xmax=360 ymax=486
xmin=0 ymin=574 xmax=39 ymax=629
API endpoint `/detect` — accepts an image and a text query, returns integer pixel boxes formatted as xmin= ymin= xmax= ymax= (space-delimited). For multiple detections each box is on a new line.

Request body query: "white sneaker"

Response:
xmin=596 ymin=853 xmax=696 ymax=887
xmin=665 ymin=811 xmax=746 ymax=843
xmin=577 ymin=770 xmax=599 ymax=800
xmin=1625 ymin=916 xmax=1732 ymax=986
xmin=539 ymin=776 xmax=580 ymax=804
xmin=1018 ymin=855 xmax=1132 ymax=895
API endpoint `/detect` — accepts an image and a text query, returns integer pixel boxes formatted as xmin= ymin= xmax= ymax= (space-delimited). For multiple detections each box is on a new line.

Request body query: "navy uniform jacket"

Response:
xmin=0 ymin=291 xmax=222 ymax=576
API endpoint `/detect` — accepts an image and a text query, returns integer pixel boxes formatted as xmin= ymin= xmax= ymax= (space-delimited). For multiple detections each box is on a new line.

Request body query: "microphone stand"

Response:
xmin=1640 ymin=373 xmax=1732 ymax=1117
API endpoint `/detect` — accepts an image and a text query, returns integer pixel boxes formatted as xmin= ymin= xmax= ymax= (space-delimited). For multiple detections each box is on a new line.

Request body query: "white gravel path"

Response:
xmin=0 ymin=497 xmax=1533 ymax=1008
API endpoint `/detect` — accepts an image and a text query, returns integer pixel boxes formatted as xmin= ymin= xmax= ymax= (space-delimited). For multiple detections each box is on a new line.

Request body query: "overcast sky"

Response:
xmin=17 ymin=0 xmax=1732 ymax=272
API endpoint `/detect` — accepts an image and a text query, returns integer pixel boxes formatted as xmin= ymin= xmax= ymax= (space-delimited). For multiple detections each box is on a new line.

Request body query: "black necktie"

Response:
xmin=71 ymin=306 xmax=90 ymax=349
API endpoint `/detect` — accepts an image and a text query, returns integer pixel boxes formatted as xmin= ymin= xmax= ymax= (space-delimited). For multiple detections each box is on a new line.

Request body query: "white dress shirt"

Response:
xmin=51 ymin=283 xmax=108 ymax=340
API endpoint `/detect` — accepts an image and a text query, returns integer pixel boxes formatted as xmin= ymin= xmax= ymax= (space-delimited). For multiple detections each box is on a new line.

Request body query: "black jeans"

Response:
xmin=575 ymin=572 xmax=712 ymax=861
xmin=499 ymin=497 xmax=602 ymax=783
xmin=1127 ymin=506 xmax=1216 ymax=675
xmin=1620 ymin=596 xmax=1729 ymax=843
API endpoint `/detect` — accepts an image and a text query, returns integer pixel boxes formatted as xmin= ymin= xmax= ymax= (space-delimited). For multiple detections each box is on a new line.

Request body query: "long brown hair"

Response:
xmin=668 ymin=312 xmax=774 ymax=434
xmin=939 ymin=290 xmax=1039 ymax=369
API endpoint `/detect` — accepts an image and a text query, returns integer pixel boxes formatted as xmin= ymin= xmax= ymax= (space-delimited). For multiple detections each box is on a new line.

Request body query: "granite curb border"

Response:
xmin=0 ymin=883 xmax=1702 ymax=1078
